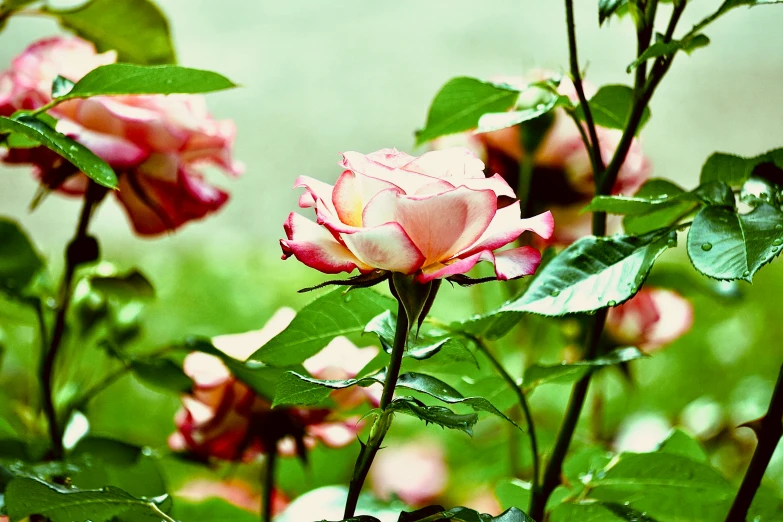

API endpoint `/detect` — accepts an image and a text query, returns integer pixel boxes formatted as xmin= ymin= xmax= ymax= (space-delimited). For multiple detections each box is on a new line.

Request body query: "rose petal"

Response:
xmin=340 ymin=221 xmax=425 ymax=274
xmin=332 ymin=169 xmax=401 ymax=226
xmin=418 ymin=246 xmax=541 ymax=283
xmin=402 ymin=148 xmax=486 ymax=179
xmin=280 ymin=212 xmax=371 ymax=274
xmin=362 ymin=186 xmax=496 ymax=266
xmin=460 ymin=203 xmax=554 ymax=257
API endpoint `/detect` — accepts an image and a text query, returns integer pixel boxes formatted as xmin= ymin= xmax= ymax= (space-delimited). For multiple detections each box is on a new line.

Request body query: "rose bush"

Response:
xmin=0 ymin=36 xmax=241 ymax=235
xmin=169 ymin=308 xmax=378 ymax=462
xmin=281 ymin=147 xmax=554 ymax=282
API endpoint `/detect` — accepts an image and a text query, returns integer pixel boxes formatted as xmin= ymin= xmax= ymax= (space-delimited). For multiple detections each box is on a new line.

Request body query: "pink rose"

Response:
xmin=434 ymin=73 xmax=651 ymax=245
xmin=370 ymin=440 xmax=448 ymax=506
xmin=176 ymin=478 xmax=288 ymax=515
xmin=0 ymin=36 xmax=241 ymax=236
xmin=169 ymin=308 xmax=377 ymax=462
xmin=605 ymin=288 xmax=694 ymax=352
xmin=281 ymin=147 xmax=554 ymax=283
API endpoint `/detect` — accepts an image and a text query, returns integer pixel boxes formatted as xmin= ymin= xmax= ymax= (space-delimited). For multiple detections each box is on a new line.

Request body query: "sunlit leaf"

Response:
xmin=524 ymin=347 xmax=645 ymax=389
xmin=574 ymin=85 xmax=650 ymax=134
xmin=626 ymin=35 xmax=710 ymax=72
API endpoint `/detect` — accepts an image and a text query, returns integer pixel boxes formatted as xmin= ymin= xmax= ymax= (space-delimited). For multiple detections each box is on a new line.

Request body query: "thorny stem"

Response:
xmin=529 ymin=2 xmax=688 ymax=519
xmin=343 ymin=300 xmax=409 ymax=518
xmin=262 ymin=447 xmax=278 ymax=522
xmin=725 ymin=364 xmax=783 ymax=522
xmin=40 ymin=184 xmax=101 ymax=460
xmin=471 ymin=335 xmax=540 ymax=496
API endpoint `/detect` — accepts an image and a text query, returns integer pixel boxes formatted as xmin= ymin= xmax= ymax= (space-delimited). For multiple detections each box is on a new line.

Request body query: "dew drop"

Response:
xmin=343 ymin=293 xmax=353 ymax=302
xmin=776 ymin=224 xmax=783 ymax=230
xmin=773 ymin=239 xmax=783 ymax=246
xmin=743 ymin=270 xmax=750 ymax=277
xmin=551 ymin=289 xmax=561 ymax=297
xmin=701 ymin=243 xmax=713 ymax=251
xmin=607 ymin=300 xmax=617 ymax=307
xmin=667 ymin=238 xmax=676 ymax=247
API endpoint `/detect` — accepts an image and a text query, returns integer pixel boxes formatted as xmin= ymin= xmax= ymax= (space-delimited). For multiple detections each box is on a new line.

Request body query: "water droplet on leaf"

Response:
xmin=551 ymin=290 xmax=560 ymax=297
xmin=701 ymin=243 xmax=713 ymax=251
xmin=608 ymin=300 xmax=617 ymax=307
xmin=773 ymin=239 xmax=783 ymax=246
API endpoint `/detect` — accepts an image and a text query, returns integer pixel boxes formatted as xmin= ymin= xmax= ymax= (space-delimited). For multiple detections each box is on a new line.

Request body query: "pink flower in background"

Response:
xmin=434 ymin=73 xmax=651 ymax=245
xmin=605 ymin=288 xmax=694 ymax=352
xmin=370 ymin=441 xmax=448 ymax=506
xmin=281 ymin=147 xmax=554 ymax=282
xmin=0 ymin=36 xmax=241 ymax=236
xmin=176 ymin=478 xmax=288 ymax=515
xmin=168 ymin=308 xmax=378 ymax=462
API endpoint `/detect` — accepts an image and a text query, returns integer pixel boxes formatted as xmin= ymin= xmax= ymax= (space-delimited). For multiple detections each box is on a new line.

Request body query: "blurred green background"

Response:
xmin=1 ymin=0 xmax=783 ymax=513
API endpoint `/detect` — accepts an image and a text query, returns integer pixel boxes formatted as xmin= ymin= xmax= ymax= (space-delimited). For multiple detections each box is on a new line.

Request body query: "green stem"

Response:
xmin=343 ymin=300 xmax=409 ymax=519
xmin=472 ymin=336 xmax=540 ymax=496
xmin=565 ymin=0 xmax=604 ymax=176
xmin=262 ymin=446 xmax=278 ymax=522
xmin=725 ymin=363 xmax=783 ymax=522
xmin=40 ymin=185 xmax=99 ymax=460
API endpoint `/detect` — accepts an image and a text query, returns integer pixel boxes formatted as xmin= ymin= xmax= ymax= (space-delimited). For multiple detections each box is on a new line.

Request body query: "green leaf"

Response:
xmin=130 ymin=358 xmax=192 ymax=393
xmin=524 ymin=347 xmax=646 ymax=389
xmin=272 ymin=371 xmax=379 ymax=407
xmin=623 ymin=179 xmax=699 ymax=235
xmin=90 ymin=269 xmax=155 ymax=301
xmin=700 ymin=148 xmax=783 ymax=186
xmin=574 ymin=85 xmax=650 ymax=134
xmin=563 ymin=446 xmax=614 ymax=489
xmin=388 ymin=397 xmax=478 ymax=435
xmin=599 ymin=0 xmax=628 ymax=25
xmin=686 ymin=203 xmax=783 ymax=281
xmin=656 ymin=428 xmax=708 ymax=463
xmin=495 ymin=479 xmax=532 ymax=512
xmin=51 ymin=0 xmax=176 ymax=65
xmin=626 ymin=35 xmax=710 ymax=72
xmin=250 ymin=288 xmax=395 ymax=366
xmin=51 ymin=75 xmax=75 ymax=98
xmin=0 ymin=218 xmax=44 ymax=299
xmin=60 ymin=64 xmax=236 ymax=100
xmin=550 ymin=502 xmax=660 ymax=522
xmin=500 ymin=231 xmax=674 ymax=316
xmin=0 ymin=116 xmax=117 ymax=188
xmin=401 ymin=506 xmax=534 ymax=522
xmin=475 ymin=93 xmax=562 ymax=134
xmin=415 ymin=77 xmax=520 ymax=145
xmin=5 ymin=477 xmax=175 ymax=522
xmin=171 ymin=498 xmax=257 ymax=522
xmin=187 ymin=338 xmax=296 ymax=400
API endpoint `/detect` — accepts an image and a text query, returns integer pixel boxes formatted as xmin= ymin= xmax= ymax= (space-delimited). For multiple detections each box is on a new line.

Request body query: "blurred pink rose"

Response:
xmin=169 ymin=308 xmax=378 ymax=462
xmin=434 ymin=72 xmax=651 ymax=245
xmin=370 ymin=440 xmax=448 ymax=506
xmin=281 ymin=147 xmax=554 ymax=282
xmin=0 ymin=36 xmax=241 ymax=236
xmin=605 ymin=288 xmax=694 ymax=352
xmin=176 ymin=478 xmax=288 ymax=515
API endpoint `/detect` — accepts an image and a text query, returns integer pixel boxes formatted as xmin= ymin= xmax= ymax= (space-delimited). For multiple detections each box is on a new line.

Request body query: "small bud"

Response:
xmin=66 ymin=235 xmax=100 ymax=267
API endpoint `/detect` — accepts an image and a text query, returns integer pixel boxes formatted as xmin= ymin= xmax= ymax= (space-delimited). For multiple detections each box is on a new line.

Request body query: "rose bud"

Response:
xmin=0 ymin=36 xmax=241 ymax=236
xmin=169 ymin=308 xmax=378 ymax=462
xmin=281 ymin=147 xmax=553 ymax=284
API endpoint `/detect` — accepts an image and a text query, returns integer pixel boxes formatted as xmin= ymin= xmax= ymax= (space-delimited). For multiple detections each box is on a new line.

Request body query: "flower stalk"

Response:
xmin=262 ymin=447 xmax=278 ymax=522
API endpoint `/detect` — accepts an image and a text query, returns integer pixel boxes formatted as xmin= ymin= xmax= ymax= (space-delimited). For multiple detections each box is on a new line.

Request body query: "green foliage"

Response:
xmin=475 ymin=90 xmax=564 ymax=134
xmin=51 ymin=75 xmax=75 ymax=98
xmin=272 ymin=370 xmax=378 ymax=407
xmin=60 ymin=64 xmax=236 ymax=100
xmin=388 ymin=397 xmax=478 ymax=435
xmin=549 ymin=502 xmax=659 ymax=522
xmin=575 ymin=85 xmax=650 ymax=135
xmin=5 ymin=476 xmax=175 ymax=522
xmin=0 ymin=218 xmax=43 ymax=299
xmin=700 ymin=149 xmax=783 ymax=186
xmin=50 ymin=0 xmax=176 ymax=64
xmin=523 ymin=347 xmax=646 ymax=389
xmin=622 ymin=179 xmax=698 ymax=235
xmin=251 ymin=288 xmax=395 ymax=366
xmin=686 ymin=203 xmax=783 ymax=281
xmin=0 ymin=115 xmax=117 ymax=188
xmin=415 ymin=77 xmax=520 ymax=145
xmin=598 ymin=0 xmax=628 ymax=25
xmin=89 ymin=270 xmax=155 ymax=301
xmin=500 ymin=231 xmax=675 ymax=316
xmin=130 ymin=358 xmax=191 ymax=393
xmin=626 ymin=35 xmax=710 ymax=72
xmin=399 ymin=506 xmax=534 ymax=522
xmin=656 ymin=428 xmax=708 ymax=462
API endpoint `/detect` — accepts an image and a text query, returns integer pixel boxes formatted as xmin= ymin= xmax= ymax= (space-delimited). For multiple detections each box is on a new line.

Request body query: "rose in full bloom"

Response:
xmin=434 ymin=73 xmax=651 ymax=245
xmin=0 ymin=36 xmax=241 ymax=235
xmin=605 ymin=288 xmax=694 ymax=352
xmin=281 ymin=147 xmax=554 ymax=283
xmin=168 ymin=308 xmax=379 ymax=462
xmin=370 ymin=440 xmax=448 ymax=506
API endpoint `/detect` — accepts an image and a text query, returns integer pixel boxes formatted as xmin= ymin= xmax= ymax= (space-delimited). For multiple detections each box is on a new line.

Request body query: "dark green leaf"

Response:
xmin=550 ymin=502 xmax=659 ymax=522
xmin=599 ymin=0 xmax=628 ymax=25
xmin=575 ymin=85 xmax=650 ymax=134
xmin=60 ymin=64 xmax=236 ymax=100
xmin=90 ymin=269 xmax=154 ymax=301
xmin=389 ymin=397 xmax=478 ymax=435
xmin=415 ymin=77 xmax=520 ymax=145
xmin=51 ymin=0 xmax=176 ymax=65
xmin=5 ymin=477 xmax=175 ymax=522
xmin=495 ymin=479 xmax=532 ymax=512
xmin=272 ymin=371 xmax=379 ymax=407
xmin=700 ymin=148 xmax=783 ymax=186
xmin=0 ymin=218 xmax=44 ymax=299
xmin=250 ymin=288 xmax=395 ymax=366
xmin=623 ymin=179 xmax=698 ymax=235
xmin=626 ymin=35 xmax=710 ymax=72
xmin=51 ymin=75 xmax=75 ymax=98
xmin=524 ymin=347 xmax=645 ymax=389
xmin=687 ymin=203 xmax=783 ymax=281
xmin=401 ymin=506 xmax=533 ymax=522
xmin=448 ymin=311 xmax=522 ymax=341
xmin=130 ymin=358 xmax=191 ymax=393
xmin=500 ymin=231 xmax=674 ymax=316
xmin=475 ymin=92 xmax=562 ymax=134
xmin=563 ymin=447 xmax=614 ymax=489
xmin=0 ymin=116 xmax=117 ymax=188
xmin=656 ymin=428 xmax=708 ymax=463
